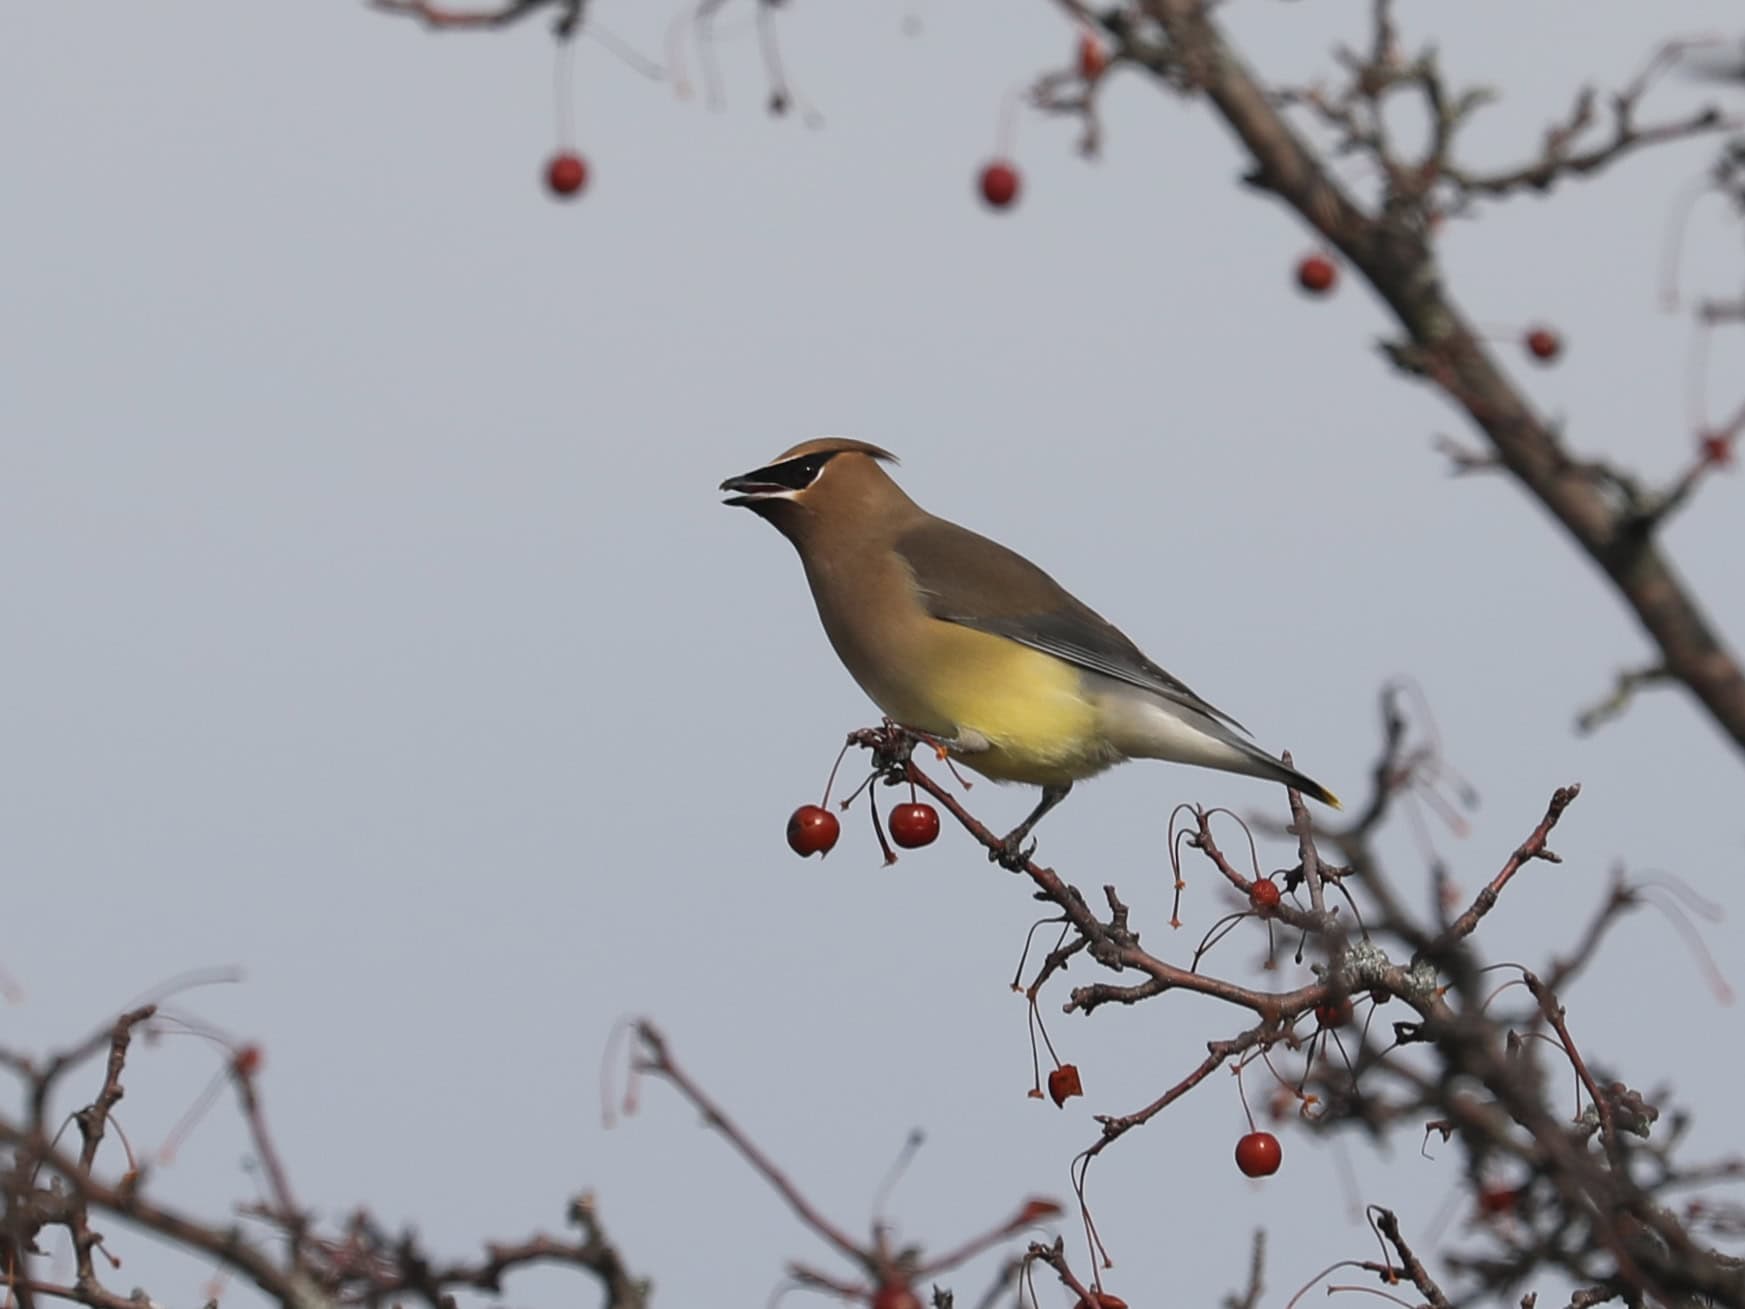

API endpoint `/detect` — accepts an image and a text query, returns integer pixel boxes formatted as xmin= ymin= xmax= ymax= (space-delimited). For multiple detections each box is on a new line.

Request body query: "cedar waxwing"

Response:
xmin=721 ymin=438 xmax=1339 ymax=855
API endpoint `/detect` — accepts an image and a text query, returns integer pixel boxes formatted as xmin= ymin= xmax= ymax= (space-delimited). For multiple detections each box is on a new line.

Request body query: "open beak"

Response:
xmin=719 ymin=473 xmax=788 ymax=507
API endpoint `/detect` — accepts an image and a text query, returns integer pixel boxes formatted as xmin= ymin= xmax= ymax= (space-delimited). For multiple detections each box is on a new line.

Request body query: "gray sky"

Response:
xmin=3 ymin=2 xmax=1742 ymax=1305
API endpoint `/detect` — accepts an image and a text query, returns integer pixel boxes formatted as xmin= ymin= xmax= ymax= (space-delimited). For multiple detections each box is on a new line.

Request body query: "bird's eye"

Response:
xmin=758 ymin=453 xmax=832 ymax=490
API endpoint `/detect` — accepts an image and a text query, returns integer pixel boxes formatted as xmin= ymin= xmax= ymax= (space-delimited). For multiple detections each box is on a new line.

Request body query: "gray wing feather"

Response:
xmin=893 ymin=518 xmax=1249 ymax=734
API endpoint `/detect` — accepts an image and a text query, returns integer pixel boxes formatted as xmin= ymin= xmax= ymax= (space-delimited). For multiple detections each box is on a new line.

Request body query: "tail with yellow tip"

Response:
xmin=1273 ymin=759 xmax=1341 ymax=809
xmin=1227 ymin=734 xmax=1340 ymax=808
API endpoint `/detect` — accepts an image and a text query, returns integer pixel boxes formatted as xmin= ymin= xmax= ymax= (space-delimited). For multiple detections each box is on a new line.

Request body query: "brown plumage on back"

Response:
xmin=892 ymin=517 xmax=1247 ymax=731
xmin=720 ymin=439 xmax=1339 ymax=858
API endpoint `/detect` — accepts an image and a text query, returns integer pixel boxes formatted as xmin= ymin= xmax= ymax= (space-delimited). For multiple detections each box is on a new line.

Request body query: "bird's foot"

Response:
xmin=989 ymin=828 xmax=1039 ymax=869
xmin=987 ymin=782 xmax=1070 ymax=868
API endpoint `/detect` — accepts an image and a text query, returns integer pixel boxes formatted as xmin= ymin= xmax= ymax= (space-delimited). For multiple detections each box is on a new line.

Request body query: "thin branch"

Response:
xmin=1371 ymin=1207 xmax=1452 ymax=1309
xmin=1574 ymin=664 xmax=1672 ymax=734
xmin=1438 ymin=785 xmax=1579 ymax=946
xmin=630 ymin=1022 xmax=868 ymax=1270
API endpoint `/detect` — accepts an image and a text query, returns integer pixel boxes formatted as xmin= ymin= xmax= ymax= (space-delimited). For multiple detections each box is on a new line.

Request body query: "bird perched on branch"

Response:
xmin=721 ymin=437 xmax=1338 ymax=857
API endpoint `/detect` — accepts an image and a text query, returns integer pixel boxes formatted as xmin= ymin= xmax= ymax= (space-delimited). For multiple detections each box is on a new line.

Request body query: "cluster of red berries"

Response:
xmin=785 ymin=800 xmax=940 ymax=858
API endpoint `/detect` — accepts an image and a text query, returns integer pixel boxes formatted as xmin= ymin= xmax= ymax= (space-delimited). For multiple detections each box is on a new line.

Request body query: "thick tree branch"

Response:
xmin=1130 ymin=0 xmax=1745 ymax=756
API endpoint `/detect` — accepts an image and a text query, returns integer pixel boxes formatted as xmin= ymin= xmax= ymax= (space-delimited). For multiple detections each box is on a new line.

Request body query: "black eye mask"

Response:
xmin=746 ymin=452 xmax=835 ymax=491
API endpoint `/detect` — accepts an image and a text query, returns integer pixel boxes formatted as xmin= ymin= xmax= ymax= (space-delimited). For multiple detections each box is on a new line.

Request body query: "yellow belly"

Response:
xmin=874 ymin=623 xmax=1118 ymax=786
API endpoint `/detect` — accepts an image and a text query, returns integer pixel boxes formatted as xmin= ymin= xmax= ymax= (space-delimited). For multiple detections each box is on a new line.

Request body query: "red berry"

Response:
xmin=1235 ymin=1130 xmax=1282 ymax=1177
xmin=231 ymin=1045 xmax=264 ymax=1077
xmin=1524 ymin=327 xmax=1561 ymax=362
xmin=979 ymin=160 xmax=1021 ymax=210
xmin=545 ymin=151 xmax=588 ymax=198
xmin=1315 ymin=998 xmax=1353 ymax=1028
xmin=888 ymin=801 xmax=940 ymax=848
xmin=1699 ymin=432 xmax=1735 ymax=468
xmin=1476 ymin=1185 xmax=1520 ymax=1216
xmin=1047 ymin=1063 xmax=1083 ymax=1108
xmin=1074 ymin=1297 xmax=1129 ymax=1309
xmin=1296 ymin=254 xmax=1337 ymax=295
xmin=1248 ymin=879 xmax=1281 ymax=911
xmin=870 ymin=1284 xmax=922 ymax=1309
xmin=786 ymin=804 xmax=840 ymax=858
xmin=1077 ymin=33 xmax=1108 ymax=79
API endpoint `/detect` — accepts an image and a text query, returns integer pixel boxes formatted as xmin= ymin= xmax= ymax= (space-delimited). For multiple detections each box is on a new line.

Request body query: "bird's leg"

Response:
xmin=993 ymin=783 xmax=1072 ymax=868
